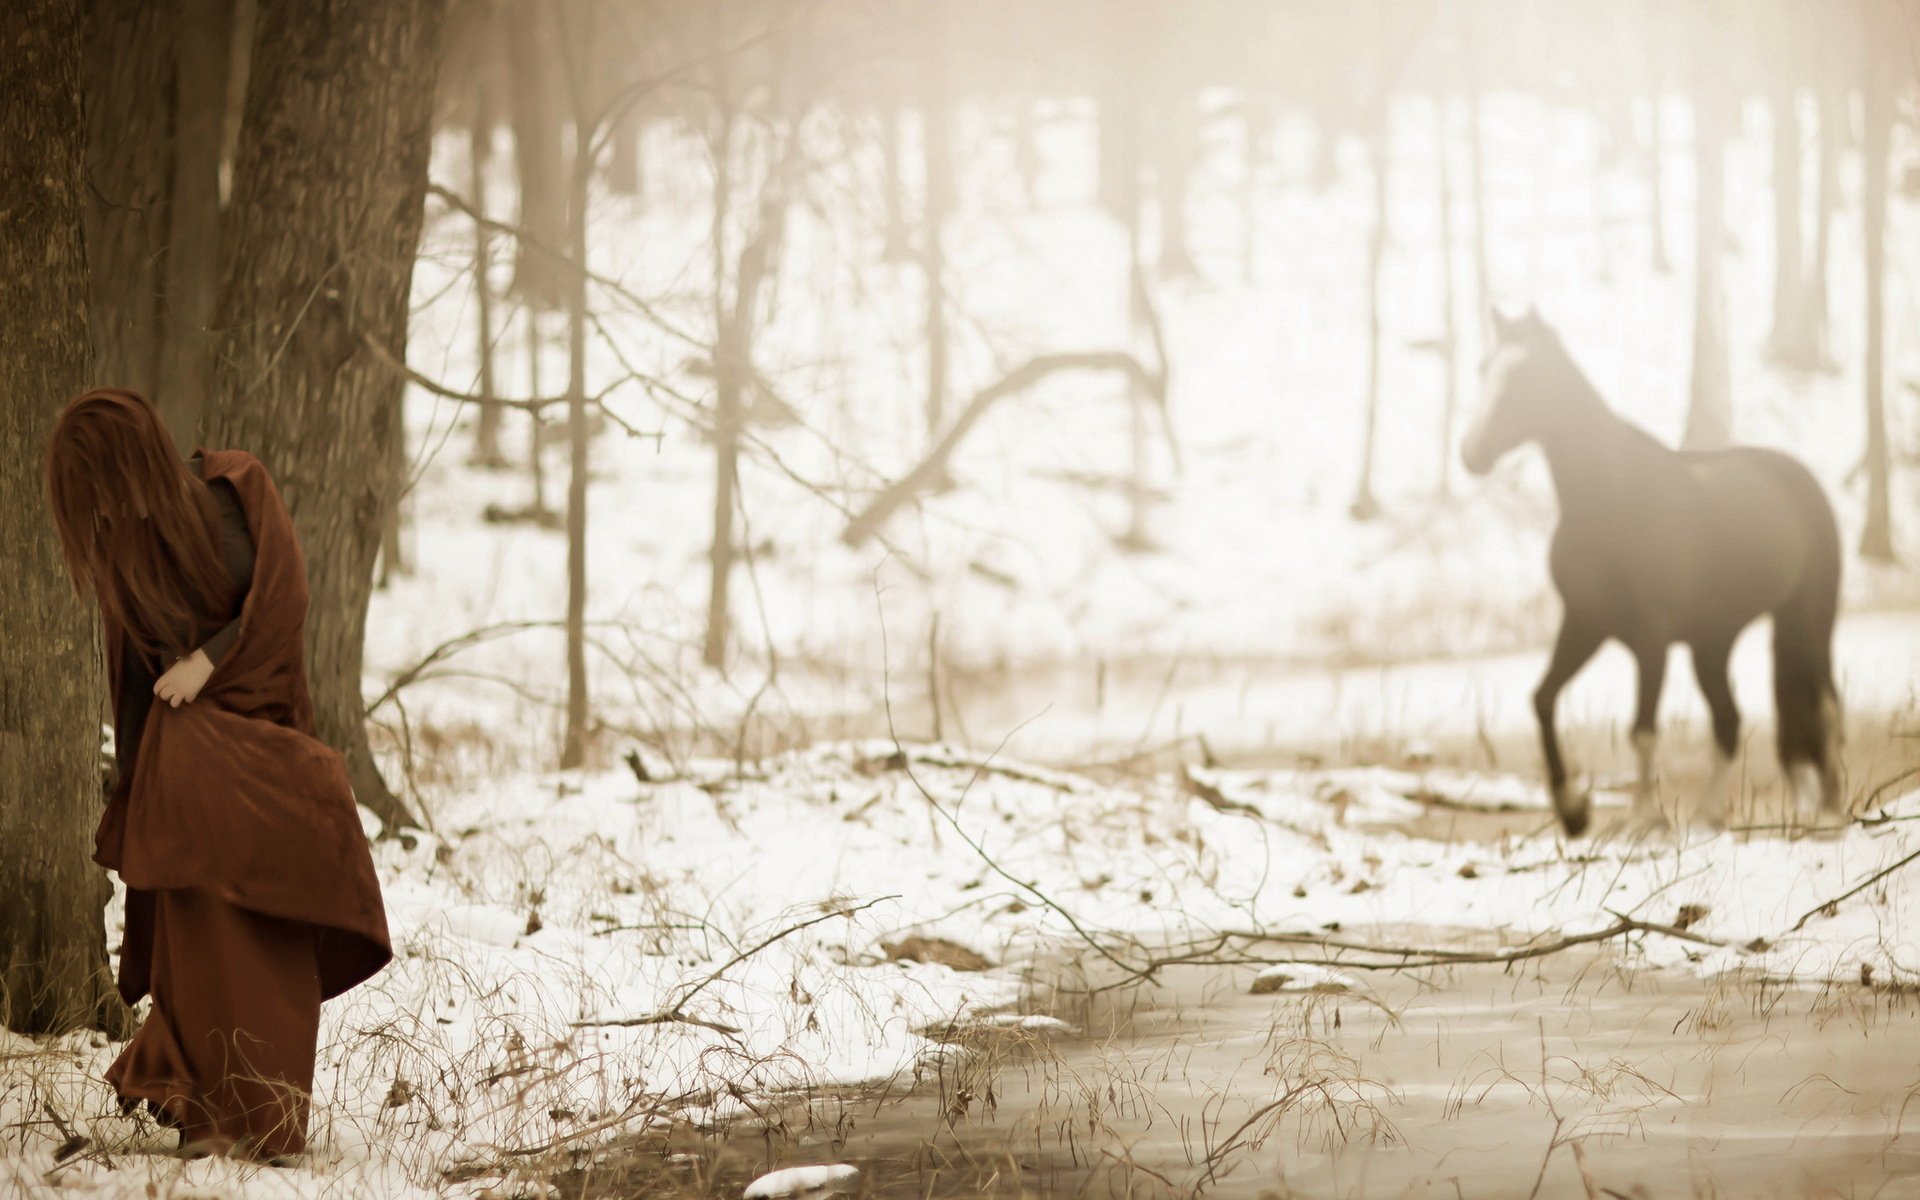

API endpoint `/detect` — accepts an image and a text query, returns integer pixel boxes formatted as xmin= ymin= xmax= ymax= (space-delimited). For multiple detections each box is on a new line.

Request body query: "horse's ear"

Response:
xmin=1489 ymin=307 xmax=1515 ymax=338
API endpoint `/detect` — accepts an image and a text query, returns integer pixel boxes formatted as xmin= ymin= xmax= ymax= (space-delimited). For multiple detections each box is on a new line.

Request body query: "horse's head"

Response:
xmin=1461 ymin=307 xmax=1560 ymax=475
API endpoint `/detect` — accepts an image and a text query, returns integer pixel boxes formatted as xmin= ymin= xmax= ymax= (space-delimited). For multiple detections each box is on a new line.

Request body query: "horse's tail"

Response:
xmin=1765 ymin=457 xmax=1844 ymax=810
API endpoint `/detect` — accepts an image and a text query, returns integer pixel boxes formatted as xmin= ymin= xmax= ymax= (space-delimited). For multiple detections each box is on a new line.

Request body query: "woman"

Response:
xmin=45 ymin=388 xmax=391 ymax=1163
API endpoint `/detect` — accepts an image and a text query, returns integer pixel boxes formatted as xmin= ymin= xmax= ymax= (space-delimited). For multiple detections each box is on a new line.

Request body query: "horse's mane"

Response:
xmin=1523 ymin=323 xmax=1609 ymax=414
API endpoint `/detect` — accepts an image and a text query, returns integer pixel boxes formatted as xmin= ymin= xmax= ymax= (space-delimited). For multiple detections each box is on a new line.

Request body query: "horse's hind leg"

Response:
xmin=1689 ymin=634 xmax=1740 ymax=831
xmin=1535 ymin=616 xmax=1604 ymax=836
xmin=1627 ymin=641 xmax=1669 ymax=831
xmin=1772 ymin=618 xmax=1847 ymax=826
xmin=1780 ymin=685 xmax=1846 ymax=825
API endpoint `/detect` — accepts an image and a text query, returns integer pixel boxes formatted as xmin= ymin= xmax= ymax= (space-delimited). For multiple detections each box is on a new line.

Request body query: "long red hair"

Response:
xmin=45 ymin=388 xmax=233 ymax=661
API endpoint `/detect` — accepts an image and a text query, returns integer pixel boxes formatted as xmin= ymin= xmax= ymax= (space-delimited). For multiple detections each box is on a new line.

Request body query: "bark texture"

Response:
xmin=203 ymin=0 xmax=447 ymax=834
xmin=0 ymin=0 xmax=128 ymax=1036
xmin=80 ymin=0 xmax=176 ymax=408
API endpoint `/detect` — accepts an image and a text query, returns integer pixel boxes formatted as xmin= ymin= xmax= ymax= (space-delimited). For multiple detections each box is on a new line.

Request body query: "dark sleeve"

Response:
xmin=200 ymin=617 xmax=242 ymax=666
xmin=197 ymin=478 xmax=256 ymax=666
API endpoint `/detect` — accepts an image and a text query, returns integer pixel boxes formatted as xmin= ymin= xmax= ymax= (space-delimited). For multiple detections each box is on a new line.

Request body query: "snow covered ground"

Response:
xmin=7 ymin=742 xmax=1919 ymax=1198
xmin=9 ymin=83 xmax=1920 ymax=1200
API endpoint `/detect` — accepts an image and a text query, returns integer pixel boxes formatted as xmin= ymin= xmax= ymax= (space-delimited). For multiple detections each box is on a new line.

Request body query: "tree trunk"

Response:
xmin=1351 ymin=95 xmax=1388 ymax=521
xmin=0 ymin=0 xmax=128 ymax=1037
xmin=203 ymin=0 xmax=446 ymax=835
xmin=1154 ymin=92 xmax=1198 ymax=279
xmin=1122 ymin=148 xmax=1154 ymax=550
xmin=605 ymin=104 xmax=644 ymax=199
xmin=1438 ymin=95 xmax=1460 ymax=496
xmin=1859 ymin=0 xmax=1895 ymax=562
xmin=1642 ymin=1 xmax=1672 ymax=275
xmin=1682 ymin=54 xmax=1732 ymax=450
xmin=80 ymin=0 xmax=175 ymax=414
xmin=505 ymin=1 xmax=569 ymax=310
xmin=156 ymin=0 xmax=235 ymax=445
xmin=468 ymin=118 xmax=509 ymax=468
xmin=880 ymin=106 xmax=912 ymax=261
xmin=1468 ymin=89 xmax=1492 ymax=325
xmin=703 ymin=13 xmax=738 ymax=671
xmin=1805 ymin=74 xmax=1839 ymax=369
xmin=560 ymin=25 xmax=593 ymax=768
xmin=1766 ymin=82 xmax=1809 ymax=364
xmin=1239 ymin=96 xmax=1271 ymax=282
xmin=1096 ymin=79 xmax=1139 ymax=219
xmin=920 ymin=11 xmax=953 ymax=434
xmin=1012 ymin=95 xmax=1040 ymax=206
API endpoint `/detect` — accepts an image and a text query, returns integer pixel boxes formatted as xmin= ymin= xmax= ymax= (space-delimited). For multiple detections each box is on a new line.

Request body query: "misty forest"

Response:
xmin=5 ymin=0 xmax=1920 ymax=1196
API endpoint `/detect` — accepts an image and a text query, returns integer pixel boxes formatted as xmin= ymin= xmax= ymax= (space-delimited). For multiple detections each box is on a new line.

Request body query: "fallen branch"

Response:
xmin=864 ymin=745 xmax=1088 ymax=793
xmin=1179 ymin=767 xmax=1331 ymax=848
xmin=572 ymin=895 xmax=897 ymax=1034
xmin=842 ymin=352 xmax=1167 ymax=546
xmin=1789 ymin=846 xmax=1920 ymax=932
xmin=1211 ymin=914 xmax=1725 ymax=972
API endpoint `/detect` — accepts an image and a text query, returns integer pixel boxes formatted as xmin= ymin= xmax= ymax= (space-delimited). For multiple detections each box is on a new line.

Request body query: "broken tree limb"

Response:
xmin=841 ymin=351 xmax=1168 ymax=547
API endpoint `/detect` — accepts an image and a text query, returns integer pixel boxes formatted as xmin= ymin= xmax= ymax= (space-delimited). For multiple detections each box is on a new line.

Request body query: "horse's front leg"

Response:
xmin=1535 ymin=616 xmax=1604 ymax=836
xmin=1627 ymin=641 xmax=1670 ymax=832
xmin=1689 ymin=633 xmax=1740 ymax=831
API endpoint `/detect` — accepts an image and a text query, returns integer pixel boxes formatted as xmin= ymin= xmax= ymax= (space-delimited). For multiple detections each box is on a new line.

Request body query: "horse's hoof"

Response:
xmin=1552 ymin=787 xmax=1591 ymax=837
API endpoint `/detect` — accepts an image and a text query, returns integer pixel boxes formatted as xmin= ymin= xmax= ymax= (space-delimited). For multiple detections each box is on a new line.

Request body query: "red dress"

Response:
xmin=96 ymin=450 xmax=391 ymax=1160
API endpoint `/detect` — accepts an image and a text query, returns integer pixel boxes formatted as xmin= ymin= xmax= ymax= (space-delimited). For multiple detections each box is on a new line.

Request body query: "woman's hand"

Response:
xmin=154 ymin=648 xmax=214 ymax=708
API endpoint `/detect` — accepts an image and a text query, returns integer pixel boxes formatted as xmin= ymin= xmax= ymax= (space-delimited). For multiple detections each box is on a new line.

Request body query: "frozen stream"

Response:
xmin=699 ymin=950 xmax=1920 ymax=1198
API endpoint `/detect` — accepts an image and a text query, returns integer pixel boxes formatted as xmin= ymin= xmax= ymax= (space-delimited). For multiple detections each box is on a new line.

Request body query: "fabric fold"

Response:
xmin=95 ymin=447 xmax=392 ymax=1005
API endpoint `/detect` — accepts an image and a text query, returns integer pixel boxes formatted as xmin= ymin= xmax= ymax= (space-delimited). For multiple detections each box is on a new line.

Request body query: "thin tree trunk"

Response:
xmin=1155 ymin=93 xmax=1198 ymax=279
xmin=1438 ymin=95 xmax=1460 ymax=496
xmin=1012 ymin=95 xmax=1040 ymax=206
xmin=703 ymin=15 xmax=738 ymax=671
xmin=605 ymin=105 xmax=643 ymax=199
xmin=1647 ymin=95 xmax=1671 ymax=273
xmin=1859 ymin=0 xmax=1895 ymax=562
xmin=80 ymin=0 xmax=174 ymax=413
xmin=921 ymin=12 xmax=953 ymax=434
xmin=156 ymin=0 xmax=234 ymax=446
xmin=1352 ymin=96 xmax=1388 ymax=521
xmin=1642 ymin=2 xmax=1672 ymax=276
xmin=1767 ymin=70 xmax=1820 ymax=368
xmin=1806 ymin=77 xmax=1839 ymax=368
xmin=1122 ymin=151 xmax=1153 ymax=550
xmin=1239 ymin=97 xmax=1270 ymax=282
xmin=527 ymin=308 xmax=550 ymax=518
xmin=204 ymin=0 xmax=446 ymax=835
xmin=559 ymin=13 xmax=594 ymax=768
xmin=1096 ymin=73 xmax=1139 ymax=219
xmin=880 ymin=106 xmax=912 ymax=261
xmin=505 ymin=4 xmax=569 ymax=310
xmin=1468 ymin=89 xmax=1492 ymax=330
xmin=469 ymin=118 xmax=509 ymax=468
xmin=0 ymin=0 xmax=128 ymax=1037
xmin=1683 ymin=62 xmax=1732 ymax=450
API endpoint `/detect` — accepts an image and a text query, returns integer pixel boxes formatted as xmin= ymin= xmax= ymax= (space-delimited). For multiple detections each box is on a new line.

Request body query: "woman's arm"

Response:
xmin=155 ymin=476 xmax=255 ymax=706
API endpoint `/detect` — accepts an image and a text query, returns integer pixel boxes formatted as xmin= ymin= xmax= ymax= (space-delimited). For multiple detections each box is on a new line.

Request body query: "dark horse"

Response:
xmin=1461 ymin=310 xmax=1844 ymax=836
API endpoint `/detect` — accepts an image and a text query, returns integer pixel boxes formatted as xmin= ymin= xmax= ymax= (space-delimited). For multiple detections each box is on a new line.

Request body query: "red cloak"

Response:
xmin=94 ymin=448 xmax=391 ymax=1006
